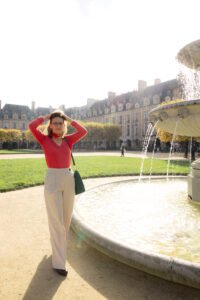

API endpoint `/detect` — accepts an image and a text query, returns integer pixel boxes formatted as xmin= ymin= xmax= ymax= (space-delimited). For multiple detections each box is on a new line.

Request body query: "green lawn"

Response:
xmin=0 ymin=149 xmax=43 ymax=154
xmin=0 ymin=156 xmax=189 ymax=192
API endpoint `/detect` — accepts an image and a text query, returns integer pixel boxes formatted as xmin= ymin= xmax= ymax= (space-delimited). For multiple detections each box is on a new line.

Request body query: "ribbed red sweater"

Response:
xmin=29 ymin=117 xmax=88 ymax=168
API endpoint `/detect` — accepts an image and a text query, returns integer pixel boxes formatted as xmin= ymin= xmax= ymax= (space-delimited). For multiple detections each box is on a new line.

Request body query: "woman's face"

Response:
xmin=50 ymin=117 xmax=65 ymax=135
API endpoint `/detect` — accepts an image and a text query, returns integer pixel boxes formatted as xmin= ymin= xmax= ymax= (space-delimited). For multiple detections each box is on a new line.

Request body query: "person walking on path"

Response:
xmin=29 ymin=110 xmax=88 ymax=277
xmin=120 ymin=144 xmax=126 ymax=157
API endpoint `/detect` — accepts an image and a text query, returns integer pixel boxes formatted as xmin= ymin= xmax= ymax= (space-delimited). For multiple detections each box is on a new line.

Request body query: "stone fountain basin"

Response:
xmin=71 ymin=176 xmax=200 ymax=290
xmin=149 ymin=99 xmax=200 ymax=137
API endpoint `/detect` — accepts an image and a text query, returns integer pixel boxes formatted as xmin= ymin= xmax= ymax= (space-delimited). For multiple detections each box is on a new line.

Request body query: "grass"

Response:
xmin=0 ymin=149 xmax=43 ymax=154
xmin=0 ymin=156 xmax=190 ymax=192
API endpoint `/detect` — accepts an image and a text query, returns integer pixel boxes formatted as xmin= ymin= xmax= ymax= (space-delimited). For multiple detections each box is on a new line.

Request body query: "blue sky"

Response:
xmin=0 ymin=0 xmax=199 ymax=109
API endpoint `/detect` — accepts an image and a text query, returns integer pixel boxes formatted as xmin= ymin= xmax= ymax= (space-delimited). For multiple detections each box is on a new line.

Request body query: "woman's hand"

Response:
xmin=42 ymin=114 xmax=51 ymax=121
xmin=64 ymin=114 xmax=73 ymax=124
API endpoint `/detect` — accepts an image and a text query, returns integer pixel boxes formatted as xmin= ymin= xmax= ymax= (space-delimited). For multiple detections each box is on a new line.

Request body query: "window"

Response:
xmin=126 ymin=102 xmax=131 ymax=110
xmin=153 ymin=95 xmax=160 ymax=104
xmin=3 ymin=123 xmax=8 ymax=128
xmin=111 ymin=105 xmax=116 ymax=113
xmin=135 ymin=127 xmax=138 ymax=137
xmin=143 ymin=97 xmax=150 ymax=106
xmin=127 ymin=124 xmax=130 ymax=136
xmin=93 ymin=109 xmax=97 ymax=116
xmin=144 ymin=111 xmax=148 ymax=121
xmin=105 ymin=107 xmax=110 ymax=114
xmin=135 ymin=103 xmax=140 ymax=109
xmin=165 ymin=96 xmax=171 ymax=101
xmin=118 ymin=103 xmax=123 ymax=111
xmin=13 ymin=113 xmax=18 ymax=119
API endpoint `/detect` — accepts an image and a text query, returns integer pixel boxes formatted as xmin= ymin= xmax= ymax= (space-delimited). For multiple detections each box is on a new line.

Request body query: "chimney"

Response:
xmin=31 ymin=101 xmax=35 ymax=111
xmin=108 ymin=91 xmax=116 ymax=101
xmin=59 ymin=104 xmax=65 ymax=111
xmin=138 ymin=80 xmax=147 ymax=92
xmin=154 ymin=78 xmax=161 ymax=85
xmin=87 ymin=98 xmax=97 ymax=107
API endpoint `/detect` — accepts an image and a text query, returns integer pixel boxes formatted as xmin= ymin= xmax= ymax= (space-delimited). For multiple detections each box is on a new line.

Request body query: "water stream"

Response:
xmin=166 ymin=120 xmax=179 ymax=179
xmin=139 ymin=122 xmax=157 ymax=180
xmin=149 ymin=129 xmax=160 ymax=180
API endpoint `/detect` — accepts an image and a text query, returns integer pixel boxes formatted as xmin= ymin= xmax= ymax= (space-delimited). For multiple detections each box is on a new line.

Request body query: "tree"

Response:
xmin=0 ymin=129 xmax=22 ymax=149
xmin=0 ymin=129 xmax=22 ymax=142
xmin=157 ymin=129 xmax=190 ymax=143
xmin=23 ymin=120 xmax=121 ymax=150
xmin=24 ymin=124 xmax=46 ymax=142
xmin=0 ymin=129 xmax=8 ymax=142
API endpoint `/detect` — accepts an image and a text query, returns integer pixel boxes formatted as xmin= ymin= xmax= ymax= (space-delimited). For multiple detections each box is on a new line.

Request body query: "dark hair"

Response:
xmin=47 ymin=111 xmax=67 ymax=137
xmin=50 ymin=111 xmax=66 ymax=122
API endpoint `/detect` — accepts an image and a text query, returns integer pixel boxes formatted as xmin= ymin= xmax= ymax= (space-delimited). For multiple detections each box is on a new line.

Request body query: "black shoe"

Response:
xmin=53 ymin=268 xmax=68 ymax=277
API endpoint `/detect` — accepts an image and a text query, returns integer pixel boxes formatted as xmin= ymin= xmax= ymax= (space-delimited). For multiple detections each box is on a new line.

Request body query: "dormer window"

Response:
xmin=165 ymin=96 xmax=171 ymax=101
xmin=105 ymin=107 xmax=110 ymax=114
xmin=93 ymin=109 xmax=97 ymax=116
xmin=126 ymin=102 xmax=131 ymax=110
xmin=135 ymin=103 xmax=140 ymax=109
xmin=118 ymin=103 xmax=123 ymax=111
xmin=111 ymin=105 xmax=116 ymax=113
xmin=13 ymin=113 xmax=18 ymax=119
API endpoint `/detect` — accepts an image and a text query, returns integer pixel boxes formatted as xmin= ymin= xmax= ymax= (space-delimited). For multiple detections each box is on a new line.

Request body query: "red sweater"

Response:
xmin=29 ymin=117 xmax=88 ymax=168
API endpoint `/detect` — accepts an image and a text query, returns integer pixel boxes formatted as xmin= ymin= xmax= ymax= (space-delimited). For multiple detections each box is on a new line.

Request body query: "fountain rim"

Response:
xmin=71 ymin=176 xmax=200 ymax=290
xmin=150 ymin=99 xmax=200 ymax=115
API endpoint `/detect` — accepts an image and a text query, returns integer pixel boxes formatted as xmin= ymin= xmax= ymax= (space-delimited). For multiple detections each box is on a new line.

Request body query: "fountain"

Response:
xmin=71 ymin=40 xmax=200 ymax=290
xmin=149 ymin=39 xmax=200 ymax=202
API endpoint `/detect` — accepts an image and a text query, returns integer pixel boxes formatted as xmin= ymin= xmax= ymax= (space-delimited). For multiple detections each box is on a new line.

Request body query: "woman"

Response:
xmin=29 ymin=110 xmax=88 ymax=277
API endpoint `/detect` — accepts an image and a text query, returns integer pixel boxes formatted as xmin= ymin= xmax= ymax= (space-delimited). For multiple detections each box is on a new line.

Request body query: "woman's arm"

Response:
xmin=28 ymin=114 xmax=50 ymax=145
xmin=65 ymin=116 xmax=88 ymax=146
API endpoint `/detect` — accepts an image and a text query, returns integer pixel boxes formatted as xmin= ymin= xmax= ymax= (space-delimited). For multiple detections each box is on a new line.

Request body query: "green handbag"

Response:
xmin=65 ymin=138 xmax=85 ymax=195
xmin=73 ymin=169 xmax=85 ymax=195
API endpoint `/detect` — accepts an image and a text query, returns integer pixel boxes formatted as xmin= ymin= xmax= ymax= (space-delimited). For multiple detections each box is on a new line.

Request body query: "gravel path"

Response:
xmin=0 ymin=151 xmax=187 ymax=160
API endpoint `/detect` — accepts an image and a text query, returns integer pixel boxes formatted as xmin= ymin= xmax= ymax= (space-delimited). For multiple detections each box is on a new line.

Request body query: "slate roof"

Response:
xmin=1 ymin=104 xmax=31 ymax=118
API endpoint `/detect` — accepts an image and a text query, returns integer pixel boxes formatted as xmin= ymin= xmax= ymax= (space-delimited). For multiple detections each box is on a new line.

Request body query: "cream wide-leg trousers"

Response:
xmin=44 ymin=168 xmax=75 ymax=270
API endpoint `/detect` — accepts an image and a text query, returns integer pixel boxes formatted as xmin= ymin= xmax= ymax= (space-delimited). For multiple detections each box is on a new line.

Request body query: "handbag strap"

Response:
xmin=65 ymin=138 xmax=76 ymax=167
